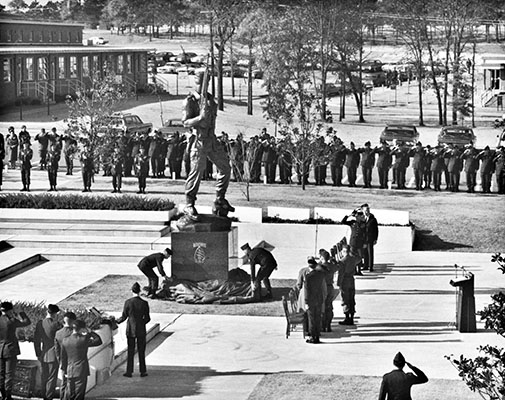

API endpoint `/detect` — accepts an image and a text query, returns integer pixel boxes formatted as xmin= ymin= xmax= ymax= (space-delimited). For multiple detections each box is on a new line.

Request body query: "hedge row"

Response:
xmin=0 ymin=193 xmax=175 ymax=211
xmin=1 ymin=300 xmax=102 ymax=342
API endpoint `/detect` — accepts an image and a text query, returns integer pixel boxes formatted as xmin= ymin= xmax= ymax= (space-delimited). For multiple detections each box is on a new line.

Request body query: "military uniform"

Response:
xmin=0 ymin=311 xmax=31 ymax=400
xmin=391 ymin=145 xmax=410 ymax=189
xmin=246 ymin=247 xmax=278 ymax=300
xmin=54 ymin=326 xmax=73 ymax=400
xmin=19 ymin=145 xmax=33 ymax=191
xmin=138 ymin=252 xmax=168 ymax=296
xmin=410 ymin=145 xmax=426 ymax=190
xmin=375 ymin=144 xmax=392 ymax=189
xmin=80 ymin=148 xmax=94 ymax=192
xmin=304 ymin=264 xmax=327 ymax=343
xmin=494 ymin=148 xmax=505 ymax=194
xmin=359 ymin=144 xmax=375 ymax=188
xmin=0 ymin=132 xmax=4 ymax=189
xmin=34 ymin=316 xmax=62 ymax=400
xmin=336 ymin=253 xmax=362 ymax=325
xmin=135 ymin=152 xmax=149 ymax=194
xmin=110 ymin=150 xmax=123 ymax=193
xmin=478 ymin=147 xmax=495 ymax=193
xmin=35 ymin=129 xmax=50 ymax=170
xmin=182 ymin=91 xmax=232 ymax=218
xmin=430 ymin=147 xmax=445 ymax=191
xmin=60 ymin=331 xmax=102 ymax=400
xmin=47 ymin=147 xmax=60 ymax=191
xmin=329 ymin=140 xmax=346 ymax=186
xmin=62 ymin=134 xmax=77 ymax=175
xmin=344 ymin=145 xmax=360 ymax=187
xmin=445 ymin=147 xmax=463 ymax=192
xmin=462 ymin=146 xmax=480 ymax=193
xmin=6 ymin=130 xmax=18 ymax=169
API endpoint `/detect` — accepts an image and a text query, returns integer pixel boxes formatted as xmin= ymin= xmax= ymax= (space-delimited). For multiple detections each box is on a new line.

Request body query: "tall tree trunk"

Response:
xmin=417 ymin=65 xmax=424 ymax=126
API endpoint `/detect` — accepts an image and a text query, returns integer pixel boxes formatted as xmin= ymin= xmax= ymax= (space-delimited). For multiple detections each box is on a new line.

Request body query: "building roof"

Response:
xmin=476 ymin=53 xmax=505 ymax=71
xmin=0 ymin=45 xmax=154 ymax=55
xmin=0 ymin=18 xmax=85 ymax=28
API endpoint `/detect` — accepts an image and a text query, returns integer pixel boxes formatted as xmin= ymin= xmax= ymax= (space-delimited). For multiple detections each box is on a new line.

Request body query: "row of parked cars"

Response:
xmin=379 ymin=124 xmax=477 ymax=148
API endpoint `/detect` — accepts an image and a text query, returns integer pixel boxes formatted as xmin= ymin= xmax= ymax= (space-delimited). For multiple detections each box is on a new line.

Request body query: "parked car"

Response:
xmin=362 ymin=60 xmax=386 ymax=87
xmin=175 ymin=52 xmax=198 ymax=63
xmin=243 ymin=69 xmax=264 ymax=79
xmin=157 ymin=62 xmax=182 ymax=74
xmin=89 ymin=36 xmax=108 ymax=45
xmin=98 ymin=112 xmax=152 ymax=137
xmin=157 ymin=119 xmax=186 ymax=137
xmin=438 ymin=126 xmax=476 ymax=147
xmin=223 ymin=65 xmax=246 ymax=77
xmin=175 ymin=63 xmax=201 ymax=75
xmin=380 ymin=125 xmax=419 ymax=146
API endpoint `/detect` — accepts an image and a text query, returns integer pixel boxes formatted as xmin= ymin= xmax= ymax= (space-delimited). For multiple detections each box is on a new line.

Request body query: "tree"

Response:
xmin=8 ymin=0 xmax=27 ymax=13
xmin=82 ymin=0 xmax=108 ymax=28
xmin=446 ymin=253 xmax=505 ymax=400
xmin=64 ymin=68 xmax=128 ymax=174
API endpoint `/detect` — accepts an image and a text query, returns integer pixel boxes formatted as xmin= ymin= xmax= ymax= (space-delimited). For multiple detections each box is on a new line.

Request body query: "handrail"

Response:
xmin=480 ymin=88 xmax=495 ymax=107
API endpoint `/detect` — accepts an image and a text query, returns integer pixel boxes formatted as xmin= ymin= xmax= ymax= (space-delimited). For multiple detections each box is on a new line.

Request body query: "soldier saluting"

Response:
xmin=19 ymin=141 xmax=33 ymax=192
xmin=181 ymin=68 xmax=234 ymax=221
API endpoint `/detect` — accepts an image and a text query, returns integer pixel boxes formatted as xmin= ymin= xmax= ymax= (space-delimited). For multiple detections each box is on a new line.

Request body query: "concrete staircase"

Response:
xmin=0 ymin=209 xmax=173 ymax=277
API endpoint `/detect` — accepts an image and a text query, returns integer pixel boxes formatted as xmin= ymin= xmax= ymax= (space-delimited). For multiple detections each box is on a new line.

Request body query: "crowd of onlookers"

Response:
xmin=1 ymin=125 xmax=504 ymax=194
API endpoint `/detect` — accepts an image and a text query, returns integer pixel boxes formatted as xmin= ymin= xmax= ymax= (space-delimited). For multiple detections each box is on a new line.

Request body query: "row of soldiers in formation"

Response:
xmin=2 ymin=125 xmax=505 ymax=195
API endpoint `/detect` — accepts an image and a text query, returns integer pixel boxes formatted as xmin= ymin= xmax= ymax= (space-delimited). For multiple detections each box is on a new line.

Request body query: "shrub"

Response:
xmin=0 ymin=193 xmax=175 ymax=211
xmin=1 ymin=300 xmax=102 ymax=342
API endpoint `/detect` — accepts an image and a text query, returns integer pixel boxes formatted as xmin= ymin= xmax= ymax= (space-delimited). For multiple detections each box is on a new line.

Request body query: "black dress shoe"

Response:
xmin=140 ymin=373 xmax=148 ymax=377
xmin=123 ymin=373 xmax=132 ymax=378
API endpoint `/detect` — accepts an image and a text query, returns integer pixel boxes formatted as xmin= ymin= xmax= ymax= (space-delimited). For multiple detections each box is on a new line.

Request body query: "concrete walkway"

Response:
xmin=1 ymin=246 xmax=501 ymax=399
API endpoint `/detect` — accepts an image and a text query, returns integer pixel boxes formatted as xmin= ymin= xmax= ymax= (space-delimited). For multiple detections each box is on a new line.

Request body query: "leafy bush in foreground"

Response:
xmin=0 ymin=193 xmax=175 ymax=211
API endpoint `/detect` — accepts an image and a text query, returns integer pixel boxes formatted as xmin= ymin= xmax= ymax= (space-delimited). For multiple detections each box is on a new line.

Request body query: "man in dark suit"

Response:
xmin=0 ymin=301 xmax=31 ymax=400
xmin=116 ymin=282 xmax=151 ymax=378
xmin=378 ymin=352 xmax=428 ymax=400
xmin=137 ymin=248 xmax=172 ymax=298
xmin=54 ymin=312 xmax=77 ymax=400
xmin=361 ymin=204 xmax=379 ymax=272
xmin=60 ymin=320 xmax=102 ymax=400
xmin=34 ymin=304 xmax=61 ymax=400
xmin=304 ymin=257 xmax=327 ymax=344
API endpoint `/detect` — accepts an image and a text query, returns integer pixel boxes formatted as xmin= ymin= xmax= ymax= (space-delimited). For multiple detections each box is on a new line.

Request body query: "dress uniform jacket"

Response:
xmin=116 ymin=296 xmax=150 ymax=338
xmin=462 ymin=148 xmax=480 ymax=173
xmin=0 ymin=313 xmax=31 ymax=358
xmin=54 ymin=326 xmax=73 ymax=363
xmin=60 ymin=332 xmax=102 ymax=378
xmin=378 ymin=366 xmax=428 ymax=400
xmin=359 ymin=148 xmax=375 ymax=168
xmin=34 ymin=317 xmax=61 ymax=362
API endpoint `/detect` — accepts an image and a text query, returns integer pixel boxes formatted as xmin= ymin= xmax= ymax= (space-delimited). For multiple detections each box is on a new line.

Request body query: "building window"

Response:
xmin=117 ymin=55 xmax=124 ymax=74
xmin=58 ymin=57 xmax=66 ymax=79
xmin=29 ymin=31 xmax=34 ymax=42
xmin=92 ymin=55 xmax=99 ymax=73
xmin=58 ymin=32 xmax=63 ymax=42
xmin=68 ymin=31 xmax=72 ymax=43
xmin=70 ymin=56 xmax=78 ymax=78
xmin=126 ymin=54 xmax=132 ymax=74
xmin=2 ymin=58 xmax=12 ymax=82
xmin=25 ymin=58 xmax=34 ymax=81
xmin=38 ymin=58 xmax=48 ymax=80
xmin=82 ymin=56 xmax=89 ymax=77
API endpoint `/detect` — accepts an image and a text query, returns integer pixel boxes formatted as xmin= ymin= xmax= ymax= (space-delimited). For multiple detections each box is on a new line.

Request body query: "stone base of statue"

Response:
xmin=171 ymin=214 xmax=238 ymax=282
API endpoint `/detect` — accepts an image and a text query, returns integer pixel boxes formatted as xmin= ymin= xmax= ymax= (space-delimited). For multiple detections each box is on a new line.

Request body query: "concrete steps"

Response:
xmin=0 ymin=222 xmax=170 ymax=237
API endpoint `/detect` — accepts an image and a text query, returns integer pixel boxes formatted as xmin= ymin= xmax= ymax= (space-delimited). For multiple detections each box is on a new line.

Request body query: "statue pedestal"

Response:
xmin=171 ymin=214 xmax=238 ymax=282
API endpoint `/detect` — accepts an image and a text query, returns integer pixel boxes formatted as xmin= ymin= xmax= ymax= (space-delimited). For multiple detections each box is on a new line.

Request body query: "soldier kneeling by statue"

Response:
xmin=241 ymin=243 xmax=278 ymax=300
xmin=182 ymin=70 xmax=234 ymax=221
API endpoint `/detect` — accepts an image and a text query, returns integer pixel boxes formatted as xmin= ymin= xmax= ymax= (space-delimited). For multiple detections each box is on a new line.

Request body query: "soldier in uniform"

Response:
xmin=54 ymin=312 xmax=77 ymax=400
xmin=135 ymin=147 xmax=149 ymax=194
xmin=80 ymin=143 xmax=94 ymax=193
xmin=0 ymin=302 xmax=31 ymax=400
xmin=34 ymin=304 xmax=61 ymax=400
xmin=445 ymin=145 xmax=463 ymax=192
xmin=62 ymin=132 xmax=77 ymax=175
xmin=6 ymin=127 xmax=18 ymax=169
xmin=494 ymin=146 xmax=505 ymax=194
xmin=60 ymin=320 xmax=102 ymax=400
xmin=18 ymin=125 xmax=31 ymax=147
xmin=478 ymin=146 xmax=495 ymax=193
xmin=359 ymin=141 xmax=375 ymax=188
xmin=19 ymin=141 xmax=33 ymax=192
xmin=410 ymin=142 xmax=425 ymax=190
xmin=341 ymin=209 xmax=366 ymax=275
xmin=375 ymin=141 xmax=392 ymax=189
xmin=336 ymin=245 xmax=362 ymax=326
xmin=329 ymin=136 xmax=346 ymax=187
xmin=111 ymin=145 xmax=124 ymax=193
xmin=182 ymin=71 xmax=233 ymax=220
xmin=344 ymin=142 xmax=360 ymax=187
xmin=137 ymin=248 xmax=172 ymax=298
xmin=423 ymin=145 xmax=433 ymax=189
xmin=241 ymin=243 xmax=278 ymax=300
xmin=47 ymin=143 xmax=60 ymax=191
xmin=462 ymin=143 xmax=480 ymax=193
xmin=35 ymin=128 xmax=50 ymax=170
xmin=304 ymin=257 xmax=327 ymax=344
xmin=391 ymin=141 xmax=410 ymax=189
xmin=430 ymin=145 xmax=445 ymax=191
xmin=320 ymin=249 xmax=338 ymax=333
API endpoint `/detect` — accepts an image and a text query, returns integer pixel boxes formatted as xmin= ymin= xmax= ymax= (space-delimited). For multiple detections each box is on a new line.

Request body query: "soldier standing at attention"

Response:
xmin=0 ymin=130 xmax=4 ymax=191
xmin=462 ymin=143 xmax=480 ymax=193
xmin=111 ymin=145 xmax=124 ymax=193
xmin=47 ymin=143 xmax=60 ymax=192
xmin=410 ymin=142 xmax=425 ymax=191
xmin=34 ymin=304 xmax=61 ymax=400
xmin=182 ymin=71 xmax=234 ymax=221
xmin=345 ymin=142 xmax=360 ymax=187
xmin=6 ymin=127 xmax=18 ymax=169
xmin=54 ymin=312 xmax=77 ymax=400
xmin=375 ymin=141 xmax=392 ymax=189
xmin=19 ymin=141 xmax=33 ymax=192
xmin=80 ymin=143 xmax=94 ymax=193
xmin=135 ymin=147 xmax=149 ymax=194
xmin=359 ymin=141 xmax=375 ymax=188
xmin=478 ymin=145 xmax=495 ymax=194
xmin=0 ymin=302 xmax=31 ymax=400
xmin=241 ymin=243 xmax=278 ymax=300
xmin=35 ymin=128 xmax=50 ymax=170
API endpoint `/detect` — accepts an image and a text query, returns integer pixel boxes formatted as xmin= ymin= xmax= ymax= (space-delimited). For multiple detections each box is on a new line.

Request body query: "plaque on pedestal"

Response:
xmin=172 ymin=214 xmax=237 ymax=282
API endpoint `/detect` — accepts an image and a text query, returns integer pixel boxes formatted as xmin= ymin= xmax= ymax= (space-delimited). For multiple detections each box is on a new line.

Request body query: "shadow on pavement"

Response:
xmin=414 ymin=229 xmax=473 ymax=251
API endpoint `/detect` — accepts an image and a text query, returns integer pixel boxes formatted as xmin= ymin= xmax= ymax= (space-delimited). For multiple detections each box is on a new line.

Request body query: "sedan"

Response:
xmin=157 ymin=62 xmax=182 ymax=74
xmin=438 ymin=126 xmax=476 ymax=147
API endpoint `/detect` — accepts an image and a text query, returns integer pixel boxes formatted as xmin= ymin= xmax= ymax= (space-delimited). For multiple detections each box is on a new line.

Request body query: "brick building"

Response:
xmin=0 ymin=18 xmax=151 ymax=108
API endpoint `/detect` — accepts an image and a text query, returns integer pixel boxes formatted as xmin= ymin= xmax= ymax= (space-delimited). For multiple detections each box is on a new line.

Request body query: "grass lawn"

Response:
xmin=58 ymin=274 xmax=296 ymax=316
xmin=246 ymin=373 xmax=481 ymax=400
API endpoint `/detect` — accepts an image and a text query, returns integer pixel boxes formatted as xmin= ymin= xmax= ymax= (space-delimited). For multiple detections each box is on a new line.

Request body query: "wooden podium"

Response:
xmin=450 ymin=272 xmax=476 ymax=333
xmin=171 ymin=214 xmax=238 ymax=282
